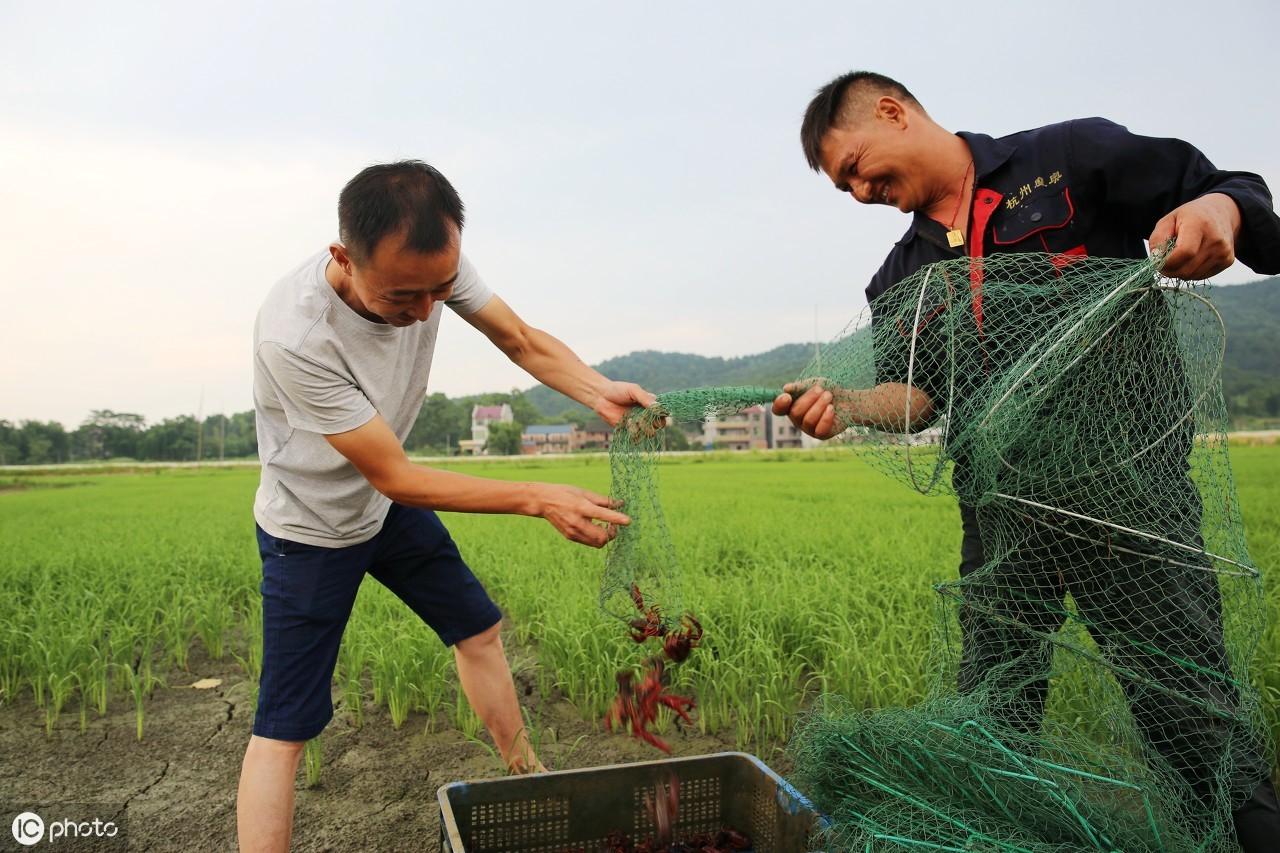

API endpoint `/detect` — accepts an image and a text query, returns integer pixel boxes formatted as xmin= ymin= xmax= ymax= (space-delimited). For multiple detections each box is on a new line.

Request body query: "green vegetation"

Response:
xmin=1 ymin=278 xmax=1274 ymax=465
xmin=524 ymin=279 xmax=1280 ymax=426
xmin=0 ymin=410 xmax=258 ymax=466
xmin=521 ymin=344 xmax=817 ymax=419
xmin=1 ymin=450 xmax=1277 ymax=765
xmin=483 ymin=421 xmax=524 ymax=456
xmin=1217 ymin=276 xmax=1280 ymax=426
xmin=407 ymin=390 xmax=554 ymax=456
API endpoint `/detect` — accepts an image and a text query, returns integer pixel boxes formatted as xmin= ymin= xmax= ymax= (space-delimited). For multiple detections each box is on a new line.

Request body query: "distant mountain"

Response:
xmin=523 ymin=343 xmax=816 ymax=418
xmin=523 ymin=278 xmax=1280 ymax=424
xmin=1213 ymin=276 xmax=1280 ymax=423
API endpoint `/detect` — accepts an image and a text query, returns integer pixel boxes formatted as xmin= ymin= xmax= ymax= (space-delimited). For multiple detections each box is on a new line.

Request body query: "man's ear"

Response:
xmin=875 ymin=96 xmax=909 ymax=130
xmin=329 ymin=243 xmax=354 ymax=275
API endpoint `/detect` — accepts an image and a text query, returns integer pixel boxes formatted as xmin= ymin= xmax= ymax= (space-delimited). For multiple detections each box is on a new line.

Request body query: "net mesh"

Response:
xmin=603 ymin=252 xmax=1270 ymax=850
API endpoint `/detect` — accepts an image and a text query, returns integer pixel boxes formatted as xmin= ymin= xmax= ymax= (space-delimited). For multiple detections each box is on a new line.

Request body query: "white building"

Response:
xmin=458 ymin=403 xmax=514 ymax=456
xmin=701 ymin=406 xmax=769 ymax=451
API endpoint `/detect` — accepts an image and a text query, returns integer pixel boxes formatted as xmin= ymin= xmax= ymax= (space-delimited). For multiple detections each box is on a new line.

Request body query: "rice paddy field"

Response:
xmin=1 ymin=446 xmax=1278 ymax=849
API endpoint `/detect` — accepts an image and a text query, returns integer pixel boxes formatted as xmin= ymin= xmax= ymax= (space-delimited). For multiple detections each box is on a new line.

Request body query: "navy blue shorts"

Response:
xmin=252 ymin=503 xmax=502 ymax=742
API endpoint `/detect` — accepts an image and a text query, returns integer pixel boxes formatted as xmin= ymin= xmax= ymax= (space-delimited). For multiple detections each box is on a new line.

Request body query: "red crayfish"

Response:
xmin=627 ymin=583 xmax=704 ymax=663
xmin=607 ymin=584 xmax=705 ymax=752
xmin=597 ymin=771 xmax=751 ymax=851
xmin=604 ymin=657 xmax=695 ymax=754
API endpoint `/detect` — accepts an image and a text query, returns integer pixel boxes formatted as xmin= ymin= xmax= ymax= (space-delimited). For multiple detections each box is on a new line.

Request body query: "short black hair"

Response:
xmin=337 ymin=160 xmax=465 ymax=262
xmin=800 ymin=72 xmax=920 ymax=172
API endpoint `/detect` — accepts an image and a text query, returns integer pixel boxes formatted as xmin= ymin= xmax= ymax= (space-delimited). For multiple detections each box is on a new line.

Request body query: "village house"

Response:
xmin=701 ymin=405 xmax=769 ymax=451
xmin=767 ymin=409 xmax=823 ymax=449
xmin=458 ymin=403 xmax=513 ymax=456
xmin=460 ymin=403 xmax=827 ymax=456
xmin=520 ymin=423 xmax=575 ymax=455
xmin=697 ymin=406 xmax=825 ymax=451
xmin=575 ymin=419 xmax=612 ymax=451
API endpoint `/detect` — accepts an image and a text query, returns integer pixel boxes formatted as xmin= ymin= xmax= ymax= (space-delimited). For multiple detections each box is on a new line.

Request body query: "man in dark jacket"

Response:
xmin=774 ymin=71 xmax=1280 ymax=849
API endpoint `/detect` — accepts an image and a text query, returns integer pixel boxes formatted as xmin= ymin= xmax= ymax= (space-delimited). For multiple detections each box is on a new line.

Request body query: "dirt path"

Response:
xmin=0 ymin=646 xmax=754 ymax=852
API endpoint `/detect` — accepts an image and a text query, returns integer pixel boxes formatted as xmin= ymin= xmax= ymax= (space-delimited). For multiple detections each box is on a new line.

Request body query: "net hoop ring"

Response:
xmin=991 ymin=283 xmax=1225 ymax=484
xmin=904 ymin=266 xmax=957 ymax=494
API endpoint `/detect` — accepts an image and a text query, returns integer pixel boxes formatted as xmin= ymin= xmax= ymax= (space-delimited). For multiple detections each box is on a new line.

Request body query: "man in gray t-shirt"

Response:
xmin=239 ymin=161 xmax=655 ymax=853
xmin=253 ymin=249 xmax=496 ymax=546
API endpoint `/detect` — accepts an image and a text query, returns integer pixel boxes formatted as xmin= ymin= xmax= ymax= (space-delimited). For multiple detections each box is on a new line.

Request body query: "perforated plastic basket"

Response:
xmin=437 ymin=751 xmax=822 ymax=852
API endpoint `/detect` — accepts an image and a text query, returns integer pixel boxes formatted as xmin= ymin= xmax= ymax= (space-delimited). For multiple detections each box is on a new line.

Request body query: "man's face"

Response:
xmin=817 ymin=100 xmax=922 ymax=214
xmin=339 ymin=228 xmax=460 ymax=326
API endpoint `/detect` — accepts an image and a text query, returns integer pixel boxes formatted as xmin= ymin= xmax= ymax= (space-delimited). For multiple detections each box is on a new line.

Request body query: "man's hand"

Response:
xmin=1149 ymin=192 xmax=1242 ymax=280
xmin=324 ymin=415 xmax=627 ymax=547
xmin=593 ymin=381 xmax=658 ymax=428
xmin=772 ymin=379 xmax=842 ymax=440
xmin=773 ymin=378 xmax=934 ymax=435
xmin=530 ymin=483 xmax=630 ymax=548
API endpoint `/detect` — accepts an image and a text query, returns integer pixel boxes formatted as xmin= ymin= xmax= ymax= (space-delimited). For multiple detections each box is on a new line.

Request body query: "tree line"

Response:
xmin=0 ymin=391 xmax=597 ymax=466
xmin=0 ymin=410 xmax=260 ymax=466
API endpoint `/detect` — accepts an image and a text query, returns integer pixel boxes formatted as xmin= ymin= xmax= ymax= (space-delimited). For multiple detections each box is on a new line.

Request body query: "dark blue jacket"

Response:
xmin=866 ymin=117 xmax=1280 ymax=306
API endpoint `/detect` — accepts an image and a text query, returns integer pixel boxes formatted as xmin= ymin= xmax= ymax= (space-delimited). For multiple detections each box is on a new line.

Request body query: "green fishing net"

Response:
xmin=603 ymin=252 xmax=1270 ymax=850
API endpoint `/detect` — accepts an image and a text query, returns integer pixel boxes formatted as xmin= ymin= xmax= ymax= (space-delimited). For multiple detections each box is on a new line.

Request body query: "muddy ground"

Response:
xmin=0 ymin=632 xmax=771 ymax=852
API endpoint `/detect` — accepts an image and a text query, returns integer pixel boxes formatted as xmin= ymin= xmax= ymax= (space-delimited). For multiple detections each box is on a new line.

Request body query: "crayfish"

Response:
xmin=598 ymin=770 xmax=752 ymax=851
xmin=608 ymin=584 xmax=705 ymax=752
xmin=646 ymin=774 xmax=679 ymax=845
xmin=604 ymin=657 xmax=695 ymax=754
xmin=627 ymin=583 xmax=704 ymax=663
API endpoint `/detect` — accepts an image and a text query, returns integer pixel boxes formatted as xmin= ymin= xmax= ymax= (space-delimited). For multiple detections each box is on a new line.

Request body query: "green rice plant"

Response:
xmin=72 ymin=648 xmax=109 ymax=726
xmin=369 ymin=644 xmax=414 ymax=728
xmin=28 ymin=661 xmax=46 ymax=709
xmin=334 ymin=635 xmax=365 ymax=691
xmin=386 ymin=675 xmax=412 ymax=729
xmin=77 ymin=690 xmax=89 ymax=733
xmin=342 ymin=677 xmax=365 ymax=728
xmin=536 ymin=664 xmax=554 ymax=707
xmin=0 ymin=450 xmax=1276 ymax=768
xmin=462 ymin=731 xmax=503 ymax=771
xmin=551 ymin=732 xmax=588 ymax=769
xmin=88 ymin=653 xmax=110 ymax=717
xmin=303 ymin=737 xmax=323 ymax=788
xmin=194 ymin=599 xmax=232 ymax=661
xmin=0 ymin=634 xmax=21 ymax=704
xmin=514 ymin=706 xmax=546 ymax=765
xmin=162 ymin=593 xmax=194 ymax=670
xmin=44 ymin=672 xmax=74 ymax=736
xmin=414 ymin=675 xmax=448 ymax=733
xmin=240 ymin=603 xmax=263 ymax=680
xmin=116 ymin=649 xmax=165 ymax=742
xmin=120 ymin=663 xmax=146 ymax=741
xmin=454 ymin=688 xmax=483 ymax=740
xmin=334 ymin=635 xmax=366 ymax=727
xmin=368 ymin=645 xmax=390 ymax=708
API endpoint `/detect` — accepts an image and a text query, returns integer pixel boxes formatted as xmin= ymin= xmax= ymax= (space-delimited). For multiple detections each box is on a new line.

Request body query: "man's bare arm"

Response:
xmin=324 ymin=414 xmax=627 ymax=547
xmin=462 ymin=295 xmax=655 ymax=426
xmin=772 ymin=380 xmax=935 ymax=439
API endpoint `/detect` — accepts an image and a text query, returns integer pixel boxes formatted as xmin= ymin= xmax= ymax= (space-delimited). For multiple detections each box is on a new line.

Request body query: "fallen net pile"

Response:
xmin=604 ymin=252 xmax=1270 ymax=850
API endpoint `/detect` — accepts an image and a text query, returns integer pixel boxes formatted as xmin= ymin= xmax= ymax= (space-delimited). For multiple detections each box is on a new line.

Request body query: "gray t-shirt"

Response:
xmin=253 ymin=250 xmax=494 ymax=547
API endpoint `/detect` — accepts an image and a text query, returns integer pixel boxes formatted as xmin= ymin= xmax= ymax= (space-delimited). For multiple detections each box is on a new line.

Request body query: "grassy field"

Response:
xmin=2 ymin=447 xmax=1278 ymax=764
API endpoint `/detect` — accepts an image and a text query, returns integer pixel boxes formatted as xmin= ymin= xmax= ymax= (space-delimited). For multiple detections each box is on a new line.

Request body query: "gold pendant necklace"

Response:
xmin=946 ymin=160 xmax=975 ymax=250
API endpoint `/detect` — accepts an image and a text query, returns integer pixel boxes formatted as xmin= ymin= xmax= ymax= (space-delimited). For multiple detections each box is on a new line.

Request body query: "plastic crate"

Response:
xmin=438 ymin=751 xmax=822 ymax=852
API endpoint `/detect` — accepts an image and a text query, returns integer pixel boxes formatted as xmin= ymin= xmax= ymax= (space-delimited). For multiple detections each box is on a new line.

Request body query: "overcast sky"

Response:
xmin=3 ymin=0 xmax=1277 ymax=426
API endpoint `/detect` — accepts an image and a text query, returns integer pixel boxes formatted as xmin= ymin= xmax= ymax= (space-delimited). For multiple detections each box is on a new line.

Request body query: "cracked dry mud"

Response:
xmin=0 ymin=635 xmax=754 ymax=852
